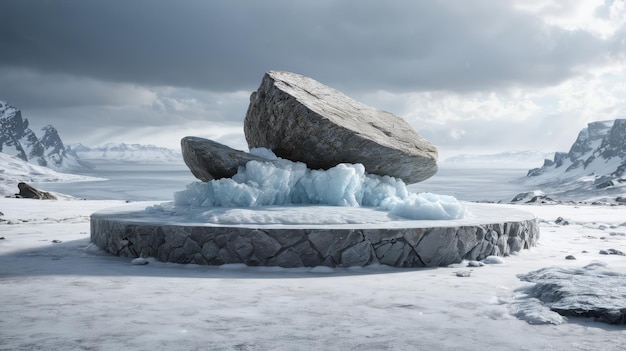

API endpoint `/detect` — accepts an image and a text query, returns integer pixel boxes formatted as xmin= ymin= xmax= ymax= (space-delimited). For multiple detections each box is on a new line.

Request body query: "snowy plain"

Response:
xmin=1 ymin=154 xmax=626 ymax=350
xmin=1 ymin=197 xmax=626 ymax=350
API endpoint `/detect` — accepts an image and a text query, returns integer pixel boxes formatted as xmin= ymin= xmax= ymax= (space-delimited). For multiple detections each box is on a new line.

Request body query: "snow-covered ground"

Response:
xmin=1 ymin=198 xmax=625 ymax=350
xmin=0 ymin=152 xmax=104 ymax=197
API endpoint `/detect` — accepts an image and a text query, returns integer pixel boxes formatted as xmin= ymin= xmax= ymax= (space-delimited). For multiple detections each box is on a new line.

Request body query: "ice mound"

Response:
xmin=172 ymin=149 xmax=466 ymax=220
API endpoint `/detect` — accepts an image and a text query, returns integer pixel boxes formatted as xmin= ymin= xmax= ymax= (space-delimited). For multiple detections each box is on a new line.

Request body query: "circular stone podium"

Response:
xmin=91 ymin=203 xmax=538 ymax=268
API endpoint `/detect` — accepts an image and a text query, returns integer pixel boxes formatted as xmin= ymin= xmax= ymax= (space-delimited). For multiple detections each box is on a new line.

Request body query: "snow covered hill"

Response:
xmin=0 ymin=100 xmax=91 ymax=171
xmin=518 ymin=119 xmax=626 ymax=201
xmin=68 ymin=143 xmax=183 ymax=164
xmin=444 ymin=150 xmax=555 ymax=168
xmin=0 ymin=152 xmax=102 ymax=196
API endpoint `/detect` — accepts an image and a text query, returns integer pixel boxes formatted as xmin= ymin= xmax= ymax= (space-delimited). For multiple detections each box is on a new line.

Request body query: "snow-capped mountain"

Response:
xmin=444 ymin=150 xmax=555 ymax=168
xmin=526 ymin=120 xmax=626 ymax=185
xmin=519 ymin=119 xmax=626 ymax=200
xmin=0 ymin=100 xmax=91 ymax=171
xmin=68 ymin=143 xmax=183 ymax=164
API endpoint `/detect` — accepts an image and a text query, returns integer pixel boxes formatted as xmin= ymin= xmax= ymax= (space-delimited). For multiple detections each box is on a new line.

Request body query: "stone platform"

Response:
xmin=90 ymin=203 xmax=538 ymax=268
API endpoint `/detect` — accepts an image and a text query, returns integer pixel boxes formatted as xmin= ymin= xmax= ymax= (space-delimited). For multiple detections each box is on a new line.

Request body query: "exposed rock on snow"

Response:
xmin=0 ymin=100 xmax=91 ymax=171
xmin=511 ymin=190 xmax=548 ymax=203
xmin=515 ymin=262 xmax=626 ymax=325
xmin=13 ymin=182 xmax=57 ymax=200
xmin=599 ymin=248 xmax=625 ymax=256
xmin=181 ymin=136 xmax=274 ymax=182
xmin=244 ymin=71 xmax=438 ymax=184
xmin=555 ymin=217 xmax=569 ymax=225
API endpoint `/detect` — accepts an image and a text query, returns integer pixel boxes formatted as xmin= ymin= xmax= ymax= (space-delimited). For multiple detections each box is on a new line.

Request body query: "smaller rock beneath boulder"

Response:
xmin=455 ymin=270 xmax=472 ymax=277
xmin=516 ymin=262 xmax=626 ymax=325
xmin=181 ymin=136 xmax=273 ymax=182
xmin=565 ymin=255 xmax=576 ymax=260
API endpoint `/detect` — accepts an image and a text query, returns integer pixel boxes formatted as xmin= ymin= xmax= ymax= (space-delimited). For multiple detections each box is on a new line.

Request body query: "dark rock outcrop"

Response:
xmin=181 ymin=136 xmax=271 ymax=182
xmin=244 ymin=71 xmax=438 ymax=184
xmin=517 ymin=262 xmax=626 ymax=325
xmin=16 ymin=182 xmax=56 ymax=200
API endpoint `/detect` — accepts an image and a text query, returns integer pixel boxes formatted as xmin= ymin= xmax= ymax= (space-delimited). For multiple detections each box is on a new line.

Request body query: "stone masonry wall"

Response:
xmin=91 ymin=216 xmax=538 ymax=268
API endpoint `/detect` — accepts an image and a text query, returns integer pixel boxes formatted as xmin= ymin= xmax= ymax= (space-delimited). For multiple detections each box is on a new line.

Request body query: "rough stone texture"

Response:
xmin=517 ymin=262 xmax=626 ymax=325
xmin=244 ymin=71 xmax=438 ymax=184
xmin=91 ymin=206 xmax=539 ymax=268
xmin=181 ymin=136 xmax=271 ymax=182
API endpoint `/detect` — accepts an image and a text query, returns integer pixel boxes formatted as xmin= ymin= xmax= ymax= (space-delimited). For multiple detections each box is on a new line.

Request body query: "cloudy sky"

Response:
xmin=1 ymin=0 xmax=625 ymax=158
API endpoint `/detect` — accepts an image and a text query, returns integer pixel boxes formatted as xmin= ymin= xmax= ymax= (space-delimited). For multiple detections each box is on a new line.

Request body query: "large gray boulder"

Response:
xmin=244 ymin=71 xmax=438 ymax=184
xmin=181 ymin=136 xmax=269 ymax=182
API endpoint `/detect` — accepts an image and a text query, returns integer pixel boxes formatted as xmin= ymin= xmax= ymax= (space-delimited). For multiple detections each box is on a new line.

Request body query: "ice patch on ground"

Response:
xmin=172 ymin=150 xmax=466 ymax=221
xmin=510 ymin=262 xmax=626 ymax=325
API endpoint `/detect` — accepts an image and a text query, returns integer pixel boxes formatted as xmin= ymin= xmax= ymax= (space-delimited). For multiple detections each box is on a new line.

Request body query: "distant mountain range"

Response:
xmin=0 ymin=100 xmax=91 ymax=171
xmin=444 ymin=150 xmax=555 ymax=168
xmin=518 ymin=119 xmax=626 ymax=201
xmin=1 ymin=99 xmax=184 ymax=170
xmin=67 ymin=143 xmax=183 ymax=163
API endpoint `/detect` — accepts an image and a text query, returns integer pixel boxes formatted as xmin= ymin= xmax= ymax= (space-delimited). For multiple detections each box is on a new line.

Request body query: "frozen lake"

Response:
xmin=32 ymin=160 xmax=196 ymax=201
xmin=32 ymin=161 xmax=532 ymax=202
xmin=410 ymin=166 xmax=531 ymax=202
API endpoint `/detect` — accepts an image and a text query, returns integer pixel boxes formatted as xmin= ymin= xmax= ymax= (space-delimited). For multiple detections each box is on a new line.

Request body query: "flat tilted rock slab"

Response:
xmin=181 ymin=136 xmax=271 ymax=182
xmin=244 ymin=71 xmax=438 ymax=184
xmin=91 ymin=203 xmax=539 ymax=268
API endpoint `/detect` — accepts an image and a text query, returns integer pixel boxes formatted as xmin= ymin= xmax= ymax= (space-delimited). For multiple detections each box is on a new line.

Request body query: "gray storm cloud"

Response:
xmin=0 ymin=0 xmax=625 ymax=154
xmin=1 ymin=0 xmax=621 ymax=95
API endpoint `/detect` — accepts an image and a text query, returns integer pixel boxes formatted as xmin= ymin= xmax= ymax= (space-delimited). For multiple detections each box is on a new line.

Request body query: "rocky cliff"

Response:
xmin=0 ymin=100 xmax=91 ymax=171
xmin=526 ymin=119 xmax=626 ymax=189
